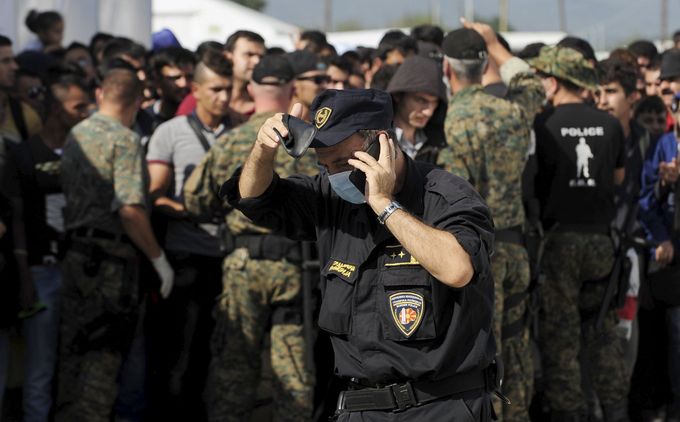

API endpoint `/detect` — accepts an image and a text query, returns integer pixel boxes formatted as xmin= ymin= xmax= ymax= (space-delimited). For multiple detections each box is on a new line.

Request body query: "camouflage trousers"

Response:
xmin=204 ymin=248 xmax=313 ymax=422
xmin=538 ymin=232 xmax=628 ymax=413
xmin=55 ymin=239 xmax=139 ymax=422
xmin=490 ymin=241 xmax=533 ymax=422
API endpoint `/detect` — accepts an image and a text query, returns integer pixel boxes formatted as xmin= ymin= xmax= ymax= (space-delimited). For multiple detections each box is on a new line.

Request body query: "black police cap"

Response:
xmin=252 ymin=54 xmax=294 ymax=85
xmin=442 ymin=28 xmax=488 ymax=60
xmin=309 ymin=89 xmax=393 ymax=148
xmin=286 ymin=50 xmax=327 ymax=76
xmin=660 ymin=49 xmax=680 ymax=81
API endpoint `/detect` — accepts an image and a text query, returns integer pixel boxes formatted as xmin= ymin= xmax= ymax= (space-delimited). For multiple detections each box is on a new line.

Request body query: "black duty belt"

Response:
xmin=233 ymin=234 xmax=302 ymax=262
xmin=70 ymin=227 xmax=131 ymax=245
xmin=337 ymin=369 xmax=490 ymax=413
xmin=553 ymin=223 xmax=609 ymax=235
xmin=495 ymin=225 xmax=524 ymax=246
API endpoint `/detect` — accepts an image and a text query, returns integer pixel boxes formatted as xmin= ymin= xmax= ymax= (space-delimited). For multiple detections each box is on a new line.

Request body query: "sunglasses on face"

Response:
xmin=297 ymin=75 xmax=331 ymax=85
xmin=27 ymin=86 xmax=46 ymax=99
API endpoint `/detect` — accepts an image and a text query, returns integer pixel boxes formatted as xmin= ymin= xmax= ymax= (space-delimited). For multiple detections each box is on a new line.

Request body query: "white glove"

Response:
xmin=151 ymin=251 xmax=174 ymax=299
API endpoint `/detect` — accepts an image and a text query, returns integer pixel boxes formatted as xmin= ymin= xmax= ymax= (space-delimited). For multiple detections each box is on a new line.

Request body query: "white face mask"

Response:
xmin=327 ymin=170 xmax=366 ymax=204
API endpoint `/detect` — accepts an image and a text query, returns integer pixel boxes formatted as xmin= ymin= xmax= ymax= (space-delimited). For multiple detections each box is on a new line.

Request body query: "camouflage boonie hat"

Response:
xmin=529 ymin=45 xmax=598 ymax=91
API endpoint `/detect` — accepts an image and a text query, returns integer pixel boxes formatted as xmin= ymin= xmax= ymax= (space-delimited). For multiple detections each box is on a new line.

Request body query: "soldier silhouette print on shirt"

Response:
xmin=570 ymin=137 xmax=596 ymax=187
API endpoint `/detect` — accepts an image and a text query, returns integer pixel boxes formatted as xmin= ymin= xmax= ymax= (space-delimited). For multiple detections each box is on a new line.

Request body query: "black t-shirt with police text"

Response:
xmin=534 ymin=103 xmax=625 ymax=227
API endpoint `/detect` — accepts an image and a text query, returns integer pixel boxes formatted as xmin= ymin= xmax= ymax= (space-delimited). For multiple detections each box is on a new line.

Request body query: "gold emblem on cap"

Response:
xmin=315 ymin=107 xmax=332 ymax=129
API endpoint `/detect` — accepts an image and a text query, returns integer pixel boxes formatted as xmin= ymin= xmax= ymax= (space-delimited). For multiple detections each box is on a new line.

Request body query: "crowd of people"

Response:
xmin=0 ymin=6 xmax=680 ymax=422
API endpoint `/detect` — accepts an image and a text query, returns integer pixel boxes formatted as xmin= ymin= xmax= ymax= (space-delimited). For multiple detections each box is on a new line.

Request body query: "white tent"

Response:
xmin=0 ymin=0 xmax=152 ymax=49
xmin=152 ymin=0 xmax=300 ymax=51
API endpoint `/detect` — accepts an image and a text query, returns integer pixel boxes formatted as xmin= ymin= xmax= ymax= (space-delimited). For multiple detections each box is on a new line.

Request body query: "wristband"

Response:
xmin=377 ymin=201 xmax=403 ymax=225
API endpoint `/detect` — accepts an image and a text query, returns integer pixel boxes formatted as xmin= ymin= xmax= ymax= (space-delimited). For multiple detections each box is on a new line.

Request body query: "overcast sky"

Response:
xmin=264 ymin=0 xmax=680 ymax=50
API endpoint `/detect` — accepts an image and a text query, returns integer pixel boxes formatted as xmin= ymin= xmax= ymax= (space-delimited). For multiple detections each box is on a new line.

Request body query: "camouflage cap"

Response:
xmin=529 ymin=45 xmax=598 ymax=91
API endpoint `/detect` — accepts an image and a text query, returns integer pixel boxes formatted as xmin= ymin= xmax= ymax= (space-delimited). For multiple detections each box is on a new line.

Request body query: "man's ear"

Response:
xmin=190 ymin=81 xmax=199 ymax=99
xmin=246 ymin=82 xmax=254 ymax=98
xmin=442 ymin=58 xmax=450 ymax=79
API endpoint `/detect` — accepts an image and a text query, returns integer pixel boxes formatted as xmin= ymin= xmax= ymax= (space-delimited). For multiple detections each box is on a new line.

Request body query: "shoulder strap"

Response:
xmin=8 ymin=97 xmax=29 ymax=141
xmin=186 ymin=114 xmax=212 ymax=153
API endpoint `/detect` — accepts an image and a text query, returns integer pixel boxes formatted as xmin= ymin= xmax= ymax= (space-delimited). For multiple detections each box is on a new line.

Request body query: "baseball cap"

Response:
xmin=286 ymin=50 xmax=327 ymax=76
xmin=442 ymin=28 xmax=488 ymax=60
xmin=529 ymin=45 xmax=598 ymax=91
xmin=309 ymin=89 xmax=394 ymax=148
xmin=252 ymin=54 xmax=295 ymax=85
xmin=660 ymin=49 xmax=680 ymax=81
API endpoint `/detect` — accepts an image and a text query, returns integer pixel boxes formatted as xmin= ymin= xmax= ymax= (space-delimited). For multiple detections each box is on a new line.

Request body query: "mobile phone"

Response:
xmin=349 ymin=130 xmax=395 ymax=193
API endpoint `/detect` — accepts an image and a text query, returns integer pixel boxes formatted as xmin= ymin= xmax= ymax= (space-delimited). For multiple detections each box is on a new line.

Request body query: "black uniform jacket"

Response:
xmin=221 ymin=157 xmax=495 ymax=384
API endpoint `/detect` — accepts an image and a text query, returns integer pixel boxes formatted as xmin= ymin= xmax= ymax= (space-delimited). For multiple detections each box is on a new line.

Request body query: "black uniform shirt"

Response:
xmin=222 ymin=157 xmax=495 ymax=384
xmin=534 ymin=103 xmax=625 ymax=227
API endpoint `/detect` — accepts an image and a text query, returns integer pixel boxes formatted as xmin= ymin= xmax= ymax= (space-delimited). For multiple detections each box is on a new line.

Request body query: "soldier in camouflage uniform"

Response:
xmin=437 ymin=23 xmax=544 ymax=422
xmin=56 ymin=67 xmax=174 ymax=422
xmin=184 ymin=55 xmax=315 ymax=422
xmin=531 ymin=46 xmax=629 ymax=421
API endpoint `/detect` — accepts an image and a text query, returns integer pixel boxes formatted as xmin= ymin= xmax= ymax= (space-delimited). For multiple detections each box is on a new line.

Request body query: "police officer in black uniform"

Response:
xmin=221 ymin=89 xmax=497 ymax=421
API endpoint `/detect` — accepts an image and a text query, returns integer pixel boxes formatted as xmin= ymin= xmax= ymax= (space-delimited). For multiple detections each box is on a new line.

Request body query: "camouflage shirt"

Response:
xmin=438 ymin=69 xmax=544 ymax=229
xmin=61 ymin=112 xmax=148 ymax=234
xmin=184 ymin=111 xmax=318 ymax=235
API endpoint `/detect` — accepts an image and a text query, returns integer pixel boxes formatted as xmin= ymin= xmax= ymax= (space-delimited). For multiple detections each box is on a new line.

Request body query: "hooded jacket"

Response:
xmin=386 ymin=55 xmax=448 ymax=164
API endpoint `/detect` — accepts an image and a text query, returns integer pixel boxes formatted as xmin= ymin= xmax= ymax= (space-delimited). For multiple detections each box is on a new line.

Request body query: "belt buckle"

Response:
xmin=389 ymin=381 xmax=417 ymax=412
xmin=336 ymin=390 xmax=346 ymax=411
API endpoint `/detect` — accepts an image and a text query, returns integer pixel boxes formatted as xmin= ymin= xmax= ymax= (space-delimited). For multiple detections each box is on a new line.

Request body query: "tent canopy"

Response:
xmin=152 ymin=0 xmax=300 ymax=51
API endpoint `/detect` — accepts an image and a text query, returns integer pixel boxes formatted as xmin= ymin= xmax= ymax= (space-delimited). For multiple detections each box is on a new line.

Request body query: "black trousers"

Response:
xmin=334 ymin=392 xmax=493 ymax=422
xmin=147 ymin=251 xmax=222 ymax=422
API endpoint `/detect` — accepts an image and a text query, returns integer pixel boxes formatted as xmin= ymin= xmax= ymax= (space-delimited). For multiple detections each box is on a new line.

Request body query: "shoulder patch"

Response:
xmin=327 ymin=259 xmax=357 ymax=280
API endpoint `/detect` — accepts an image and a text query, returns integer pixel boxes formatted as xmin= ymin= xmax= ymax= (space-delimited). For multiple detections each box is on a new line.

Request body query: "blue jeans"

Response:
xmin=668 ymin=305 xmax=680 ymax=417
xmin=22 ymin=264 xmax=62 ymax=422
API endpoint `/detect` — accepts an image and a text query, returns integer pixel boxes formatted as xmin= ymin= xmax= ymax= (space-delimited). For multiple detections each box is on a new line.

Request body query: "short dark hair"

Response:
xmin=24 ymin=9 xmax=63 ymax=34
xmin=517 ymin=42 xmax=545 ymax=60
xmin=224 ymin=30 xmax=265 ymax=52
xmin=377 ymin=31 xmax=418 ymax=60
xmin=598 ymin=57 xmax=638 ymax=96
xmin=673 ymin=30 xmax=680 ymax=45
xmin=195 ymin=50 xmax=233 ymax=81
xmin=266 ymin=46 xmax=287 ymax=56
xmin=327 ymin=56 xmax=353 ymax=75
xmin=370 ymin=63 xmax=400 ymax=91
xmin=149 ymin=47 xmax=196 ymax=79
xmin=635 ymin=95 xmax=666 ymax=118
xmin=411 ymin=25 xmax=444 ymax=46
xmin=101 ymin=67 xmax=143 ymax=107
xmin=558 ymin=36 xmax=596 ymax=63
xmin=66 ymin=42 xmax=89 ymax=54
xmin=0 ymin=35 xmax=12 ymax=48
xmin=96 ymin=57 xmax=137 ymax=87
xmin=341 ymin=50 xmax=360 ymax=66
xmin=101 ymin=37 xmax=147 ymax=63
xmin=195 ymin=41 xmax=223 ymax=62
xmin=628 ymin=40 xmax=658 ymax=61
xmin=648 ymin=54 xmax=662 ymax=71
xmin=45 ymin=72 xmax=90 ymax=109
xmin=299 ymin=30 xmax=327 ymax=54
xmin=320 ymin=43 xmax=337 ymax=57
